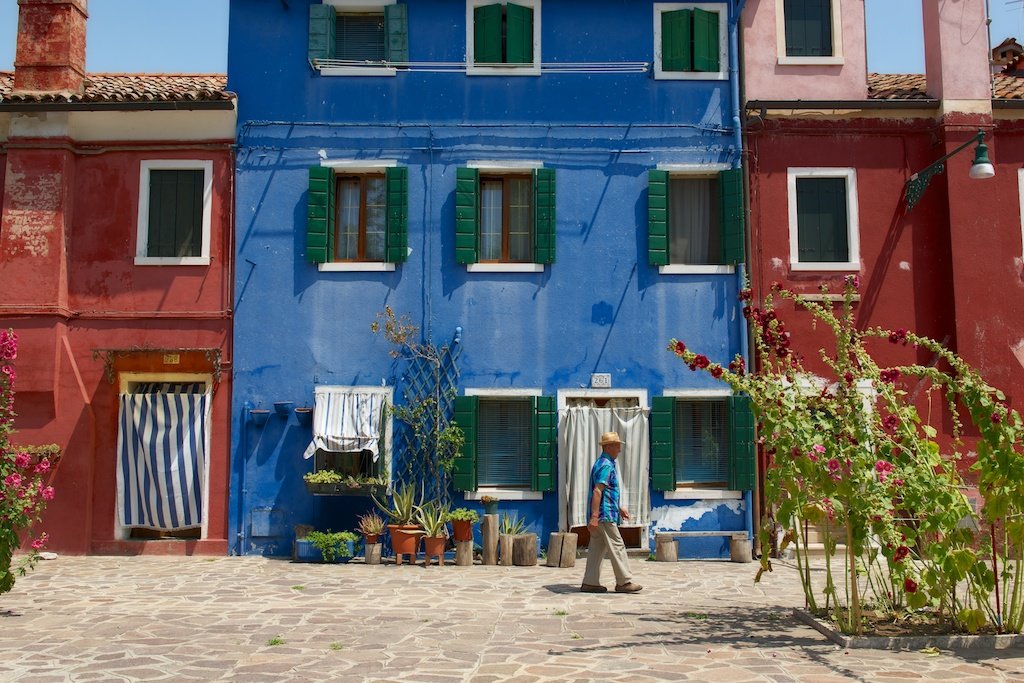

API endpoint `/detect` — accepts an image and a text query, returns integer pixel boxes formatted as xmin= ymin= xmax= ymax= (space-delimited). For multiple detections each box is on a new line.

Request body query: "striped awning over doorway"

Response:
xmin=116 ymin=382 xmax=210 ymax=530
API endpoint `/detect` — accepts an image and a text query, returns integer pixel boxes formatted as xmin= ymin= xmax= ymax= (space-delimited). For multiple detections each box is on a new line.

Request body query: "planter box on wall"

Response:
xmin=304 ymin=482 xmax=385 ymax=497
xmin=294 ymin=538 xmax=356 ymax=563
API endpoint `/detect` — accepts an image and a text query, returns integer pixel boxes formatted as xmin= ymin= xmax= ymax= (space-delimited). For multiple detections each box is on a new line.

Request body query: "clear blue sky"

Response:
xmin=0 ymin=1 xmax=1022 ymax=74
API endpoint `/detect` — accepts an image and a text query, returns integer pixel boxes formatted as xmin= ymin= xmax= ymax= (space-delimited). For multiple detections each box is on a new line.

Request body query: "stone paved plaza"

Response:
xmin=1 ymin=553 xmax=1023 ymax=682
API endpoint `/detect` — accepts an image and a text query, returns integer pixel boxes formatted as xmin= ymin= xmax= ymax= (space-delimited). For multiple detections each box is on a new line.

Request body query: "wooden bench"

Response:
xmin=655 ymin=531 xmax=752 ymax=563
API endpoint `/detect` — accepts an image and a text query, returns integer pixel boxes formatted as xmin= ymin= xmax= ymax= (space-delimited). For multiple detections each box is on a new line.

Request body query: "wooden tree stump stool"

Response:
xmin=455 ymin=540 xmax=474 ymax=566
xmin=499 ymin=534 xmax=515 ymax=566
xmin=546 ymin=532 xmax=578 ymax=568
xmin=512 ymin=533 xmax=538 ymax=566
xmin=482 ymin=514 xmax=498 ymax=565
xmin=365 ymin=542 xmax=382 ymax=565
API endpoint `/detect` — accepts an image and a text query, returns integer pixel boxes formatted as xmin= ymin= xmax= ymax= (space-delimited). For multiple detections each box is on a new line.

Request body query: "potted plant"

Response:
xmin=373 ymin=483 xmax=423 ymax=563
xmin=481 ymin=495 xmax=499 ymax=515
xmin=417 ymin=501 xmax=449 ymax=565
xmin=295 ymin=530 xmax=359 ymax=563
xmin=357 ymin=510 xmax=386 ymax=545
xmin=446 ymin=507 xmax=479 ymax=543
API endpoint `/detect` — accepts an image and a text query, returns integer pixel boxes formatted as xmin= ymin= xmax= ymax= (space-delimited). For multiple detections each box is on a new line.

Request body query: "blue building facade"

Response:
xmin=228 ymin=0 xmax=753 ymax=558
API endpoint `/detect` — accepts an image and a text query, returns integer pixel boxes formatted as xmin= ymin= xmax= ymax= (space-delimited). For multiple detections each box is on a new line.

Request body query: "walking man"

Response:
xmin=580 ymin=431 xmax=642 ymax=593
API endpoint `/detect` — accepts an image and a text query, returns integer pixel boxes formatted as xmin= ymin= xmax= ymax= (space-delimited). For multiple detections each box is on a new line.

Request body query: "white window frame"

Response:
xmin=135 ymin=160 xmax=213 ymax=266
xmin=320 ymin=0 xmax=398 ymax=77
xmin=466 ymin=159 xmax=546 ymax=273
xmin=114 ymin=372 xmax=213 ymax=540
xmin=317 ymin=159 xmax=400 ymax=272
xmin=653 ymin=2 xmax=730 ymax=81
xmin=466 ymin=0 xmax=542 ymax=77
xmin=462 ymin=388 xmax=544 ymax=500
xmin=656 ymin=162 xmax=736 ymax=274
xmin=787 ymin=167 xmax=860 ymax=272
xmin=775 ymin=0 xmax=844 ymax=66
xmin=313 ymin=384 xmax=395 ymax=482
xmin=661 ymin=388 xmax=739 ymax=499
xmin=1018 ymin=168 xmax=1024 ymax=262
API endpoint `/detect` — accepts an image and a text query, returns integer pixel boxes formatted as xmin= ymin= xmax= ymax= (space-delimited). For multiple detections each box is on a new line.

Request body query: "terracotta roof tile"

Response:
xmin=0 ymin=72 xmax=232 ymax=104
xmin=867 ymin=72 xmax=1024 ymax=100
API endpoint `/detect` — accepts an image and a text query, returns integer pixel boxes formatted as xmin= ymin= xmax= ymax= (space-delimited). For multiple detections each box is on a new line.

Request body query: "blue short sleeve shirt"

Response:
xmin=590 ymin=453 xmax=621 ymax=524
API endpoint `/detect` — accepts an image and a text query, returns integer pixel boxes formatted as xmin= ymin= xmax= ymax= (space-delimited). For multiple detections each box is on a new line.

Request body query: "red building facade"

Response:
xmin=742 ymin=0 xmax=1024 ymax=511
xmin=0 ymin=0 xmax=236 ymax=554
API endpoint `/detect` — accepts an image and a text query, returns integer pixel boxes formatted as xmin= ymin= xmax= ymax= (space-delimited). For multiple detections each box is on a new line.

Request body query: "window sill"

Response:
xmin=790 ymin=262 xmax=859 ymax=273
xmin=465 ymin=489 xmax=543 ymax=501
xmin=135 ymin=256 xmax=210 ymax=266
xmin=659 ymin=264 xmax=735 ymax=275
xmin=318 ymin=262 xmax=396 ymax=272
xmin=664 ymin=489 xmax=742 ymax=500
xmin=777 ymin=56 xmax=844 ymax=66
xmin=467 ymin=263 xmax=545 ymax=273
xmin=654 ymin=69 xmax=728 ymax=81
xmin=319 ymin=66 xmax=397 ymax=77
xmin=466 ymin=65 xmax=541 ymax=77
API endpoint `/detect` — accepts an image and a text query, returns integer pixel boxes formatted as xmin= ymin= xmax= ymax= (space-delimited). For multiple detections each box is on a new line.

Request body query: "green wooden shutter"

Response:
xmin=385 ymin=166 xmax=408 ymax=264
xmin=455 ymin=167 xmax=479 ymax=264
xmin=308 ymin=4 xmax=336 ymax=62
xmin=719 ymin=168 xmax=745 ymax=264
xmin=648 ymin=170 xmax=670 ymax=266
xmin=307 ymin=166 xmax=334 ymax=264
xmin=692 ymin=8 xmax=719 ymax=72
xmin=453 ymin=395 xmax=479 ymax=492
xmin=651 ymin=396 xmax=676 ymax=491
xmin=474 ymin=3 xmax=503 ymax=64
xmin=661 ymin=9 xmax=692 ymax=72
xmin=506 ymin=2 xmax=534 ymax=64
xmin=384 ymin=3 xmax=409 ymax=64
xmin=533 ymin=168 xmax=555 ymax=264
xmin=532 ymin=396 xmax=556 ymax=492
xmin=784 ymin=0 xmax=832 ymax=57
xmin=728 ymin=394 xmax=756 ymax=491
xmin=796 ymin=177 xmax=848 ymax=262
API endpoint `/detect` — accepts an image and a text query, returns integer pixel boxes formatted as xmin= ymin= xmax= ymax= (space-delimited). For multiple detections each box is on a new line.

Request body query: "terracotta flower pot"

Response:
xmin=451 ymin=519 xmax=474 ymax=542
xmin=388 ymin=524 xmax=422 ymax=558
xmin=364 ymin=533 xmax=379 ymax=545
xmin=423 ymin=536 xmax=446 ymax=557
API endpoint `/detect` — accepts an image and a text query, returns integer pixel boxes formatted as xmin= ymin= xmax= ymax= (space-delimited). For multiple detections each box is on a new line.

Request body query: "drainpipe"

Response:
xmin=731 ymin=0 xmax=755 ymax=546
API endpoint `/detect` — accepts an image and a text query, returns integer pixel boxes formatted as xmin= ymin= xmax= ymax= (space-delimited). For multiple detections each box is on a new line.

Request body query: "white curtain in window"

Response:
xmin=558 ymin=406 xmax=650 ymax=531
xmin=303 ymin=389 xmax=387 ymax=460
xmin=669 ymin=178 xmax=713 ymax=263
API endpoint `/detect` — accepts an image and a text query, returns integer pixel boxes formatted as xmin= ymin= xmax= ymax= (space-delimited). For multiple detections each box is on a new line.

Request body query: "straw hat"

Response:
xmin=599 ymin=431 xmax=623 ymax=445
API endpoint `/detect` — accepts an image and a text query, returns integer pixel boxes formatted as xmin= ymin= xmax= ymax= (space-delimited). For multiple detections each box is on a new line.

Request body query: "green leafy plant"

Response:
xmin=372 ymin=482 xmax=420 ymax=526
xmin=499 ymin=514 xmax=526 ymax=536
xmin=267 ymin=636 xmax=284 ymax=646
xmin=356 ymin=511 xmax=386 ymax=537
xmin=329 ymin=642 xmax=343 ymax=651
xmin=445 ymin=507 xmax=480 ymax=523
xmin=0 ymin=329 xmax=59 ymax=597
xmin=303 ymin=530 xmax=359 ymax=563
xmin=303 ymin=470 xmax=387 ymax=487
xmin=416 ymin=501 xmax=449 ymax=538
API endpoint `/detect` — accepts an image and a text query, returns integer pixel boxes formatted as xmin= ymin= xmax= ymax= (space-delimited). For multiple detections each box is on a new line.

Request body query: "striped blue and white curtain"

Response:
xmin=117 ymin=383 xmax=210 ymax=530
xmin=303 ymin=388 xmax=387 ymax=460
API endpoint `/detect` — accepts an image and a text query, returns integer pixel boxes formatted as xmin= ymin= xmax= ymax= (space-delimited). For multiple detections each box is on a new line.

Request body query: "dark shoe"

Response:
xmin=614 ymin=582 xmax=643 ymax=593
xmin=580 ymin=583 xmax=608 ymax=593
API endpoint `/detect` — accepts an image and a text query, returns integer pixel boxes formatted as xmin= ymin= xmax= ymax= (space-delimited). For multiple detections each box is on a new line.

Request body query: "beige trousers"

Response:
xmin=582 ymin=522 xmax=632 ymax=586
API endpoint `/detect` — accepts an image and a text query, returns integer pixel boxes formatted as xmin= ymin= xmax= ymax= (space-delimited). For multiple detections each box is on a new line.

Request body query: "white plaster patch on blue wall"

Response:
xmin=650 ymin=499 xmax=744 ymax=531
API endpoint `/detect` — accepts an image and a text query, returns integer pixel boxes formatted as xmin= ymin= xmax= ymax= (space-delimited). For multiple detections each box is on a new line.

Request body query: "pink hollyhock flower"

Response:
xmin=35 ymin=459 xmax=50 ymax=474
xmin=827 ymin=459 xmax=841 ymax=472
xmin=5 ymin=472 xmax=22 ymax=488
xmin=30 ymin=533 xmax=48 ymax=550
xmin=875 ymin=460 xmax=894 ymax=482
xmin=14 ymin=452 xmax=31 ymax=468
xmin=41 ymin=486 xmax=55 ymax=501
xmin=812 ymin=444 xmax=826 ymax=454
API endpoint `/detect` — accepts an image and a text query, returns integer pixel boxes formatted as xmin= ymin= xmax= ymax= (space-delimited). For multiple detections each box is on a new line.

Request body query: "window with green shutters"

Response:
xmin=650 ymin=394 xmax=756 ymax=491
xmin=451 ymin=394 xmax=556 ymax=492
xmin=655 ymin=3 xmax=726 ymax=79
xmin=783 ymin=0 xmax=834 ymax=58
xmin=456 ymin=166 xmax=555 ymax=266
xmin=787 ymin=168 xmax=858 ymax=270
xmin=308 ymin=2 xmax=408 ymax=72
xmin=468 ymin=1 xmax=538 ymax=73
xmin=136 ymin=159 xmax=213 ymax=266
xmin=647 ymin=168 xmax=744 ymax=268
xmin=306 ymin=166 xmax=407 ymax=266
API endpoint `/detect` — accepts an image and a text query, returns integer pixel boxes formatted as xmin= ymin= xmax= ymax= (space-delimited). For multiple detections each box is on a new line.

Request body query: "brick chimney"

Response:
xmin=12 ymin=0 xmax=88 ymax=95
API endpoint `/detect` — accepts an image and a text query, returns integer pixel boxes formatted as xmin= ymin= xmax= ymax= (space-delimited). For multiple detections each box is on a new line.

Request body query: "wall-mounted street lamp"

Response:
xmin=904 ymin=129 xmax=994 ymax=211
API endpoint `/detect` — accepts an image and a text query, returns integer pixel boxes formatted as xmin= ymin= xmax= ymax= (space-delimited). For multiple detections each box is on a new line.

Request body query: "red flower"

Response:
xmin=710 ymin=366 xmax=724 ymax=379
xmin=992 ymin=412 xmax=1003 ymax=424
xmin=888 ymin=328 xmax=908 ymax=345
xmin=694 ymin=354 xmax=711 ymax=369
xmin=739 ymin=289 xmax=753 ymax=302
xmin=893 ymin=545 xmax=910 ymax=563
xmin=904 ymin=578 xmax=918 ymax=593
xmin=882 ymin=414 xmax=899 ymax=432
xmin=843 ymin=372 xmax=854 ymax=385
xmin=729 ymin=358 xmax=746 ymax=376
xmin=674 ymin=340 xmax=686 ymax=355
xmin=880 ymin=368 xmax=900 ymax=383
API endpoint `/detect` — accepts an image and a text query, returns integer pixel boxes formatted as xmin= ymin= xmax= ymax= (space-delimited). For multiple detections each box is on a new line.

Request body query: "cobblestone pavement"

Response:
xmin=2 ymin=554 xmax=1023 ymax=682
